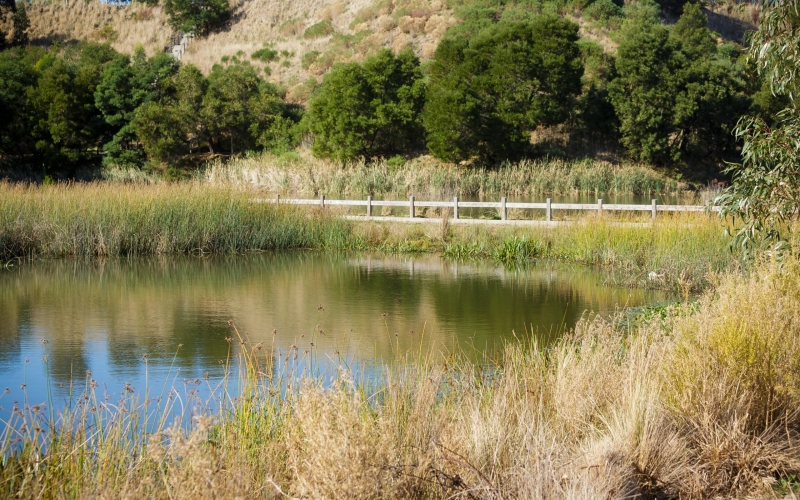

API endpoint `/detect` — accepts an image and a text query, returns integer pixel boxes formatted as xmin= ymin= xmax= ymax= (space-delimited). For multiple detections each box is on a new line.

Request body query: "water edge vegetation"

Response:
xmin=0 ymin=181 xmax=739 ymax=293
xmin=197 ymin=153 xmax=693 ymax=199
xmin=2 ymin=256 xmax=800 ymax=498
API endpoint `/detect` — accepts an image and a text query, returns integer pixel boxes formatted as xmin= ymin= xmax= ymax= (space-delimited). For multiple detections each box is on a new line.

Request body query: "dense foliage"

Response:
xmin=609 ymin=4 xmax=749 ymax=168
xmin=0 ymin=0 xmax=784 ymax=180
xmin=717 ymin=0 xmax=800 ymax=253
xmin=306 ymin=49 xmax=425 ymax=161
xmin=0 ymin=43 xmax=299 ymax=177
xmin=163 ymin=0 xmax=230 ymax=36
xmin=423 ymin=16 xmax=583 ymax=162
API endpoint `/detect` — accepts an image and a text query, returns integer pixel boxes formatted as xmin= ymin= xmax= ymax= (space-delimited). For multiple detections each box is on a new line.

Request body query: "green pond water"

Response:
xmin=0 ymin=253 xmax=671 ymax=407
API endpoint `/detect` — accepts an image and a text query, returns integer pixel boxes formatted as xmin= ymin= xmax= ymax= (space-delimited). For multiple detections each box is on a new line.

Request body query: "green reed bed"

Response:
xmin=0 ymin=182 xmax=740 ymax=291
xmin=3 ymin=258 xmax=800 ymax=499
xmin=0 ymin=182 xmax=350 ymax=258
xmin=201 ymin=152 xmax=689 ymax=198
xmin=347 ymin=213 xmax=740 ymax=292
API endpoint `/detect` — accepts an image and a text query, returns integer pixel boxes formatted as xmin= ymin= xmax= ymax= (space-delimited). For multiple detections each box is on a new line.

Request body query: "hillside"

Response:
xmin=23 ymin=0 xmax=459 ymax=102
xmin=19 ymin=0 xmax=757 ymax=104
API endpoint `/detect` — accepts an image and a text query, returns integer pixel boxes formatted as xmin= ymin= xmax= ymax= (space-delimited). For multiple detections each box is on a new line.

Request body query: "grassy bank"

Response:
xmin=197 ymin=152 xmax=692 ymax=198
xmin=3 ymin=257 xmax=800 ymax=499
xmin=0 ymin=182 xmax=739 ymax=291
xmin=0 ymin=182 xmax=350 ymax=258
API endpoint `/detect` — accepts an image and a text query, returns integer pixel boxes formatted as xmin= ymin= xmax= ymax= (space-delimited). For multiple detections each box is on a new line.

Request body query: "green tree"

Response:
xmin=717 ymin=0 xmax=800 ymax=254
xmin=608 ymin=16 xmax=681 ymax=164
xmin=12 ymin=2 xmax=29 ymax=47
xmin=201 ymin=62 xmax=296 ymax=157
xmin=95 ymin=47 xmax=179 ymax=167
xmin=0 ymin=47 xmax=43 ymax=168
xmin=423 ymin=16 xmax=583 ymax=163
xmin=306 ymin=49 xmax=425 ymax=161
xmin=131 ymin=64 xmax=208 ymax=163
xmin=27 ymin=43 xmax=118 ymax=173
xmin=656 ymin=0 xmax=701 ymax=17
xmin=164 ymin=0 xmax=230 ymax=35
xmin=609 ymin=4 xmax=748 ymax=168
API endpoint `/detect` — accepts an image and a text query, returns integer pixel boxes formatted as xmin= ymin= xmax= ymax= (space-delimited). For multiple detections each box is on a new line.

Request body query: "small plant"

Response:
xmin=774 ymin=475 xmax=800 ymax=496
xmin=303 ymin=20 xmax=334 ymax=39
xmin=301 ymin=50 xmax=321 ymax=69
xmin=386 ymin=155 xmax=406 ymax=170
xmin=251 ymin=47 xmax=278 ymax=62
xmin=492 ymin=236 xmax=540 ymax=266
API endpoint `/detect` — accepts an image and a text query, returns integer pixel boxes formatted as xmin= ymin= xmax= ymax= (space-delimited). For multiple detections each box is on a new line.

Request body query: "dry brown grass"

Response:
xmin=5 ymin=257 xmax=800 ymax=499
xmin=199 ymin=149 xmax=688 ymax=198
xmin=24 ymin=0 xmax=455 ymax=103
xmin=25 ymin=0 xmax=171 ymax=57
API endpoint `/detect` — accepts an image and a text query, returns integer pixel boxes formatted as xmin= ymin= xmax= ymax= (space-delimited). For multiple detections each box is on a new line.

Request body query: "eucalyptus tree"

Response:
xmin=716 ymin=0 xmax=800 ymax=255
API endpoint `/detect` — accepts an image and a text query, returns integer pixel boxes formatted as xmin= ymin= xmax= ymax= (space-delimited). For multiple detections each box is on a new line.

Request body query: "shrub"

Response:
xmin=279 ymin=18 xmax=304 ymax=37
xmin=163 ymin=0 xmax=230 ymax=36
xmin=301 ymin=50 xmax=320 ymax=69
xmin=584 ymin=0 xmax=622 ymax=21
xmin=251 ymin=47 xmax=278 ymax=62
xmin=303 ymin=20 xmax=334 ymax=39
xmin=306 ymin=49 xmax=426 ymax=161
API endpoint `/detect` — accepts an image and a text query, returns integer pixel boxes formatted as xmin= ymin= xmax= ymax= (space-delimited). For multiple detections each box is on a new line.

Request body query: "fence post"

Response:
xmin=367 ymin=195 xmax=372 ymax=217
xmin=320 ymin=195 xmax=325 ymax=209
xmin=546 ymin=198 xmax=552 ymax=222
xmin=598 ymin=198 xmax=603 ymax=216
xmin=276 ymin=194 xmax=280 ymax=204
xmin=501 ymin=197 xmax=507 ymax=220
xmin=453 ymin=196 xmax=459 ymax=220
xmin=651 ymin=199 xmax=657 ymax=221
xmin=409 ymin=196 xmax=415 ymax=218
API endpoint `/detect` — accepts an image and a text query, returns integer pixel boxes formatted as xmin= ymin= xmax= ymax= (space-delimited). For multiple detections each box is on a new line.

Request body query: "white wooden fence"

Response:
xmin=262 ymin=196 xmax=719 ymax=222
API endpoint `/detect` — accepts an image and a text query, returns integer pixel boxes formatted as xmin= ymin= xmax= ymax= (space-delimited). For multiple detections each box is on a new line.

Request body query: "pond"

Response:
xmin=0 ymin=253 xmax=671 ymax=409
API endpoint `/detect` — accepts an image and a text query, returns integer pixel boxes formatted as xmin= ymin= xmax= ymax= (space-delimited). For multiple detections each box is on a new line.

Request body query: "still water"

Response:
xmin=0 ymin=253 xmax=670 ymax=408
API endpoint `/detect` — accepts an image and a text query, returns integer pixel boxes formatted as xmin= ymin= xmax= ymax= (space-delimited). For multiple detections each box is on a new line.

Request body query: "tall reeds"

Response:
xmin=0 ymin=182 xmax=740 ymax=291
xmin=3 ymin=257 xmax=800 ymax=499
xmin=202 ymin=152 xmax=689 ymax=198
xmin=0 ymin=182 xmax=350 ymax=258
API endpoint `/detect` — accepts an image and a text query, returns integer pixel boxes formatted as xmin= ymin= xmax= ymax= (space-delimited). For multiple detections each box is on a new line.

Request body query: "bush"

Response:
xmin=423 ymin=17 xmax=583 ymax=163
xmin=163 ymin=0 xmax=230 ymax=36
xmin=251 ymin=47 xmax=278 ymax=62
xmin=584 ymin=0 xmax=622 ymax=21
xmin=608 ymin=4 xmax=749 ymax=168
xmin=301 ymin=50 xmax=320 ymax=69
xmin=306 ymin=49 xmax=426 ymax=161
xmin=303 ymin=20 xmax=334 ymax=39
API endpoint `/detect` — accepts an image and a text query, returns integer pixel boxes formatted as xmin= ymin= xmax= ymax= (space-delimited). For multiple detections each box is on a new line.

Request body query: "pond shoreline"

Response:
xmin=0 ymin=182 xmax=738 ymax=293
xmin=1 ymin=258 xmax=797 ymax=498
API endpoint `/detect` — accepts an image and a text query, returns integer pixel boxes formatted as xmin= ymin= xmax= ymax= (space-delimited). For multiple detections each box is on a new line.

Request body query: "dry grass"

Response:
xmin=25 ymin=0 xmax=171 ymax=58
xmin=4 ymin=257 xmax=800 ymax=498
xmin=23 ymin=0 xmax=456 ymax=102
xmin=200 ymin=150 xmax=690 ymax=198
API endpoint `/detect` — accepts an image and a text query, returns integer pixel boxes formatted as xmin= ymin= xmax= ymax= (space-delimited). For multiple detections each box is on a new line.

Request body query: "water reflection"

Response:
xmin=0 ymin=253 xmax=670 ymax=406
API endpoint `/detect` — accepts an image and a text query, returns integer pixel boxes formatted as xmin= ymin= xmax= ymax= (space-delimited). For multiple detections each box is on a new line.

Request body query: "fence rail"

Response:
xmin=260 ymin=196 xmax=719 ymax=222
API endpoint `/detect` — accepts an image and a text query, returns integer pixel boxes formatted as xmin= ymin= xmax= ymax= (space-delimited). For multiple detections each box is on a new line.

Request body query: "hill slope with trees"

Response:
xmin=0 ymin=0 xmax=778 ymax=182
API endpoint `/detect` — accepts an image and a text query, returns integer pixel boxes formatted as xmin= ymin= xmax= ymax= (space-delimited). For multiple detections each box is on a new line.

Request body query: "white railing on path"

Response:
xmin=259 ymin=196 xmax=719 ymax=222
